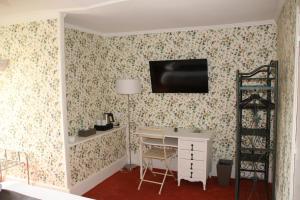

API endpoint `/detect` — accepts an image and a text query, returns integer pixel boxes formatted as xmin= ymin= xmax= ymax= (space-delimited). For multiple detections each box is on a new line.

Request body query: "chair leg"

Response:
xmin=149 ymin=159 xmax=157 ymax=176
xmin=0 ymin=163 xmax=2 ymax=182
xmin=165 ymin=159 xmax=176 ymax=180
xmin=138 ymin=160 xmax=149 ymax=190
xmin=158 ymin=165 xmax=169 ymax=195
xmin=25 ymin=154 xmax=30 ymax=184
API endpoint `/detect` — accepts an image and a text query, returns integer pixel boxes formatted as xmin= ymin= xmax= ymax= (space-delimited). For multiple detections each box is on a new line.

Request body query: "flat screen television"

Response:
xmin=149 ymin=59 xmax=208 ymax=93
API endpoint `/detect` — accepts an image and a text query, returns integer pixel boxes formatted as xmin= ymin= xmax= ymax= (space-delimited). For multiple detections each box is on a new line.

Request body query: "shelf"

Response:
xmin=240 ymin=169 xmax=266 ymax=173
xmin=240 ymin=148 xmax=269 ymax=163
xmin=241 ymin=77 xmax=275 ymax=81
xmin=239 ymin=85 xmax=273 ymax=91
xmin=240 ymin=128 xmax=269 ymax=137
xmin=68 ymin=126 xmax=126 ymax=147
xmin=240 ymin=103 xmax=274 ymax=110
xmin=236 ymin=61 xmax=278 ymax=200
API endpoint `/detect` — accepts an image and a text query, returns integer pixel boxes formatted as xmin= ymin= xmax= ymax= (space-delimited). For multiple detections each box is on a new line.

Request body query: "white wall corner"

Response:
xmin=57 ymin=12 xmax=71 ymax=190
xmin=275 ymin=0 xmax=287 ymax=21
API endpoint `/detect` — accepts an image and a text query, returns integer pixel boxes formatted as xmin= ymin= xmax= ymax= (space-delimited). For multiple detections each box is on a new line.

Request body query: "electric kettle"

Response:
xmin=103 ymin=113 xmax=114 ymax=124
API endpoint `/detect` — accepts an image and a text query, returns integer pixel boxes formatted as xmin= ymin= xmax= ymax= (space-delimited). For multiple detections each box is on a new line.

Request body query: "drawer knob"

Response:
xmin=190 ymin=163 xmax=193 ymax=170
xmin=191 ymin=153 xmax=193 ymax=160
xmin=191 ymin=144 xmax=194 ymax=151
xmin=190 ymin=172 xmax=193 ymax=178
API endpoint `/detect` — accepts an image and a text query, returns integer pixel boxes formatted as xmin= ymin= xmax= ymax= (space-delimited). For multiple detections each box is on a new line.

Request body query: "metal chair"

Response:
xmin=137 ymin=133 xmax=177 ymax=195
xmin=0 ymin=149 xmax=30 ymax=184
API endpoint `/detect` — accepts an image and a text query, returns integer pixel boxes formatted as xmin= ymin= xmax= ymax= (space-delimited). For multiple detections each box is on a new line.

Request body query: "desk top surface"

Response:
xmin=134 ymin=127 xmax=214 ymax=141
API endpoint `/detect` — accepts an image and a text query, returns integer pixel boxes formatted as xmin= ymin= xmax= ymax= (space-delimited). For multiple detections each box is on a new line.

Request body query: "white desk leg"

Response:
xmin=139 ymin=139 xmax=143 ymax=179
xmin=177 ymin=156 xmax=180 ymax=186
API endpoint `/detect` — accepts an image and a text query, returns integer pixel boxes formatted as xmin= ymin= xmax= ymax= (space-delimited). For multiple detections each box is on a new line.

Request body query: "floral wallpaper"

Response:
xmin=101 ymin=25 xmax=277 ymax=162
xmin=69 ymin=128 xmax=126 ymax=186
xmin=65 ymin=28 xmax=107 ymax=136
xmin=276 ymin=0 xmax=297 ymax=199
xmin=0 ymin=19 xmax=66 ymax=188
xmin=65 ymin=24 xmax=277 ymax=185
xmin=65 ymin=29 xmax=128 ymax=187
xmin=0 ymin=7 xmax=290 ymax=197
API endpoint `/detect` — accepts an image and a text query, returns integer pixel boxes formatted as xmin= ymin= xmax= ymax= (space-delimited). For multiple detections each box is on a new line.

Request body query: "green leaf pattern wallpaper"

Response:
xmin=0 ymin=19 xmax=66 ymax=188
xmin=65 ymin=24 xmax=277 ymax=184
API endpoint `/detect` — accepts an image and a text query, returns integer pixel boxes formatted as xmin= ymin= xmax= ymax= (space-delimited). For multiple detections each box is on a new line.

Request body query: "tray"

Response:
xmin=78 ymin=128 xmax=96 ymax=137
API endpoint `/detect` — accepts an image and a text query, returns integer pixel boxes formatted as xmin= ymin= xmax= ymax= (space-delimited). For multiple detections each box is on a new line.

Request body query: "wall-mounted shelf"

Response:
xmin=68 ymin=126 xmax=126 ymax=147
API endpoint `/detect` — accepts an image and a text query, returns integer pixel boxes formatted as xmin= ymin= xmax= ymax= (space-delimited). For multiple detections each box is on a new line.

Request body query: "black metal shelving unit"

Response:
xmin=235 ymin=61 xmax=278 ymax=200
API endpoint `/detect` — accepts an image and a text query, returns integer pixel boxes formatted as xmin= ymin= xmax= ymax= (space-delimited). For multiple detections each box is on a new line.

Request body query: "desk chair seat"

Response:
xmin=137 ymin=134 xmax=177 ymax=195
xmin=143 ymin=147 xmax=176 ymax=160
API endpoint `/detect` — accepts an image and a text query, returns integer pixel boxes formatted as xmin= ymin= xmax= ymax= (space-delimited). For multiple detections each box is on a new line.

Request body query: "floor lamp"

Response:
xmin=116 ymin=79 xmax=142 ymax=171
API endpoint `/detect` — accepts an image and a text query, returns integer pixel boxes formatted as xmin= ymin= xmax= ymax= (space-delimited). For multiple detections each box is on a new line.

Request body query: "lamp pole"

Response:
xmin=127 ymin=94 xmax=133 ymax=170
xmin=115 ymin=79 xmax=141 ymax=171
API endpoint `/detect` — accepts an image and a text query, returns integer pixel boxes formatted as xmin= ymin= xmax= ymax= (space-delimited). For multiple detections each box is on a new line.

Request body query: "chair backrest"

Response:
xmin=139 ymin=133 xmax=168 ymax=158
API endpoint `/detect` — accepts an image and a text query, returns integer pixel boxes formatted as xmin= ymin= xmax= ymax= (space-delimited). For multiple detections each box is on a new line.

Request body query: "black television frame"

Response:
xmin=149 ymin=59 xmax=208 ymax=93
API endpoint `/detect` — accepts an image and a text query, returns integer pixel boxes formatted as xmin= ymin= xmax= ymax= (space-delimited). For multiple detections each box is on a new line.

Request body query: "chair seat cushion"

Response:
xmin=144 ymin=147 xmax=176 ymax=159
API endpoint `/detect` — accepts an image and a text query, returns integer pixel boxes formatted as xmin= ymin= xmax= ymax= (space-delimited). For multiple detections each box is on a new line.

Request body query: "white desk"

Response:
xmin=134 ymin=127 xmax=213 ymax=190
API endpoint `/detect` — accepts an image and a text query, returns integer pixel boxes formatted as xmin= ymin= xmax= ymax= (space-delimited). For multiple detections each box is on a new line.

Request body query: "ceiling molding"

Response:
xmin=0 ymin=11 xmax=60 ymax=26
xmin=0 ymin=0 xmax=128 ymax=26
xmin=66 ymin=19 xmax=276 ymax=37
xmin=76 ymin=19 xmax=276 ymax=37
xmin=64 ymin=23 xmax=104 ymax=36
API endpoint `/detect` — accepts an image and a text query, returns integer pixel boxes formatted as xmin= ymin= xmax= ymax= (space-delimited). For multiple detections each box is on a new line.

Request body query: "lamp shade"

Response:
xmin=116 ymin=79 xmax=142 ymax=94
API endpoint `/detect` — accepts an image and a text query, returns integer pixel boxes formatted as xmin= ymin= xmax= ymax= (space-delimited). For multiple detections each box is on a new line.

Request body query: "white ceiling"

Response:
xmin=0 ymin=0 xmax=285 ymax=35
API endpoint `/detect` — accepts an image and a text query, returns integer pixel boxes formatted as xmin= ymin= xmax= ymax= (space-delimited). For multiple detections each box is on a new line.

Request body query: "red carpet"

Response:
xmin=84 ymin=167 xmax=269 ymax=200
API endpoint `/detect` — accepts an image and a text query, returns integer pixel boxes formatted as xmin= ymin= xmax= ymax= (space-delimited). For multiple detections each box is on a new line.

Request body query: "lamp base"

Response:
xmin=122 ymin=164 xmax=137 ymax=171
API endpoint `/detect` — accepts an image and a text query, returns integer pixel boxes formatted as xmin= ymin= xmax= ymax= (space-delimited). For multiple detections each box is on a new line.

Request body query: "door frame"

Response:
xmin=292 ymin=3 xmax=300 ymax=200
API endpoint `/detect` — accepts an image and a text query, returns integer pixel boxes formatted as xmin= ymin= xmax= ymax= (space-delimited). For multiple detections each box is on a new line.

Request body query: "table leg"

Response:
xmin=139 ymin=138 xmax=143 ymax=179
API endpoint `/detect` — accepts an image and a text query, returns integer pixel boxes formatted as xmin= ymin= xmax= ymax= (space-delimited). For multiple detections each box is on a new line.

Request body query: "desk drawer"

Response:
xmin=179 ymin=159 xmax=205 ymax=171
xmin=180 ymin=169 xmax=204 ymax=181
xmin=179 ymin=140 xmax=206 ymax=151
xmin=178 ymin=150 xmax=206 ymax=160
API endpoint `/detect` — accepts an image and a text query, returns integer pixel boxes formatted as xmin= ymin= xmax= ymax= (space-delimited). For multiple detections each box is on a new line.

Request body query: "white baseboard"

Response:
xmin=68 ymin=156 xmax=127 ymax=195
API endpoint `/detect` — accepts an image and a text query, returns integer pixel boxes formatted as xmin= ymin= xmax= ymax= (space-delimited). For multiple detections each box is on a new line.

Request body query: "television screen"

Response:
xmin=149 ymin=59 xmax=208 ymax=93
